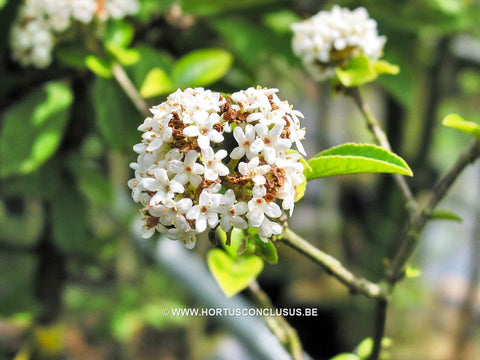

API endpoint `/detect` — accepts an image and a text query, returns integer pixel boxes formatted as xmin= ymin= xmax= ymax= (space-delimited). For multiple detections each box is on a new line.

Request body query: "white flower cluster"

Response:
xmin=10 ymin=0 xmax=139 ymax=68
xmin=128 ymin=87 xmax=306 ymax=249
xmin=291 ymin=6 xmax=386 ymax=80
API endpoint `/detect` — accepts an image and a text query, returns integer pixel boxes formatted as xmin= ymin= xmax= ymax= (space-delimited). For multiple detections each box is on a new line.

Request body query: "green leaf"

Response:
xmin=140 ymin=68 xmax=175 ymax=98
xmin=430 ymin=209 xmax=463 ymax=222
xmin=182 ymin=0 xmax=278 ymax=16
xmin=336 ymin=55 xmax=377 ymax=87
xmin=0 ymin=0 xmax=8 ymax=10
xmin=217 ymin=227 xmax=247 ymax=259
xmin=0 ymin=82 xmax=72 ymax=177
xmin=405 ymin=266 xmax=422 ymax=279
xmin=442 ymin=113 xmax=480 ymax=139
xmin=92 ymin=77 xmax=140 ymax=150
xmin=373 ymin=60 xmax=400 ymax=75
xmin=357 ymin=338 xmax=374 ymax=359
xmin=294 ymin=178 xmax=306 ymax=202
xmin=254 ymin=236 xmax=278 ymax=264
xmin=305 ymin=143 xmax=413 ymax=180
xmin=55 ymin=43 xmax=89 ymax=69
xmin=355 ymin=337 xmax=392 ymax=359
xmin=171 ymin=48 xmax=233 ymax=87
xmin=104 ymin=20 xmax=134 ymax=48
xmin=330 ymin=354 xmax=360 ymax=360
xmin=207 ymin=249 xmax=263 ymax=297
xmin=85 ymin=55 xmax=113 ymax=78
xmin=52 ymin=188 xmax=88 ymax=253
xmin=129 ymin=44 xmax=175 ymax=88
xmin=264 ymin=10 xmax=302 ymax=34
xmin=106 ymin=43 xmax=140 ymax=66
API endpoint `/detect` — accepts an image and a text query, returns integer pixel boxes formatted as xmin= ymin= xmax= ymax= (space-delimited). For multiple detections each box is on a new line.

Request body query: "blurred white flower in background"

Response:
xmin=291 ymin=5 xmax=386 ymax=80
xmin=10 ymin=0 xmax=139 ymax=68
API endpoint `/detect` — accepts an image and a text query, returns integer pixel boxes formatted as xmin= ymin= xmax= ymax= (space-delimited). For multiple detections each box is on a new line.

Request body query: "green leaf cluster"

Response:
xmin=0 ymin=82 xmax=72 ymax=177
xmin=140 ymin=48 xmax=233 ymax=98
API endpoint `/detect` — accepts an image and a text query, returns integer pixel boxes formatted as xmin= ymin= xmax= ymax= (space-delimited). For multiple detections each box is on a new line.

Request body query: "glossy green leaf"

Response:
xmin=0 ymin=0 xmax=8 ymax=10
xmin=0 ymin=82 xmax=72 ymax=177
xmin=207 ymin=249 xmax=263 ymax=297
xmin=171 ymin=48 xmax=233 ymax=87
xmin=336 ymin=55 xmax=377 ymax=87
xmin=430 ymin=209 xmax=463 ymax=222
xmin=254 ymin=236 xmax=278 ymax=264
xmin=52 ymin=188 xmax=88 ymax=253
xmin=140 ymin=68 xmax=175 ymax=98
xmin=92 ymin=78 xmax=140 ymax=150
xmin=85 ymin=55 xmax=113 ymax=78
xmin=442 ymin=113 xmax=480 ymax=139
xmin=306 ymin=143 xmax=413 ymax=180
xmin=106 ymin=43 xmax=140 ymax=66
xmin=330 ymin=354 xmax=360 ymax=360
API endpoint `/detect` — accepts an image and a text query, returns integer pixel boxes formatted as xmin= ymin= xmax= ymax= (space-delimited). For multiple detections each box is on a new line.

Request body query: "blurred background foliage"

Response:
xmin=0 ymin=0 xmax=480 ymax=359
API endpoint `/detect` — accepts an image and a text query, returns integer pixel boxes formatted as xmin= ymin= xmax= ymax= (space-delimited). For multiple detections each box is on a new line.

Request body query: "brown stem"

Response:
xmin=387 ymin=140 xmax=480 ymax=284
xmin=112 ymin=62 xmax=150 ymax=117
xmin=369 ymin=298 xmax=388 ymax=360
xmin=279 ymin=227 xmax=387 ymax=300
xmin=348 ymin=87 xmax=418 ymax=213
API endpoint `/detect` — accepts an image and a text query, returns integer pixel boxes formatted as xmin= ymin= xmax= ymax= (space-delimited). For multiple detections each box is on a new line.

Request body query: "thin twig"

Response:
xmin=249 ymin=280 xmax=304 ymax=360
xmin=387 ymin=140 xmax=480 ymax=284
xmin=348 ymin=87 xmax=418 ymax=212
xmin=279 ymin=227 xmax=387 ymax=300
xmin=369 ymin=298 xmax=388 ymax=360
xmin=112 ymin=62 xmax=150 ymax=117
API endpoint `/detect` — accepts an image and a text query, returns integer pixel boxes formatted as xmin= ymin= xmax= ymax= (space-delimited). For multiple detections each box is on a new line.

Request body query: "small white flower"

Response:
xmin=169 ymin=150 xmax=204 ymax=187
xmin=201 ymin=148 xmax=229 ymax=181
xmin=149 ymin=198 xmax=193 ymax=231
xmin=187 ymin=191 xmax=221 ymax=233
xmin=218 ymin=189 xmax=248 ymax=231
xmin=238 ymin=157 xmax=270 ymax=184
xmin=183 ymin=111 xmax=224 ymax=149
xmin=231 ymin=87 xmax=271 ymax=112
xmin=255 ymin=123 xmax=292 ymax=164
xmin=246 ymin=197 xmax=282 ymax=228
xmin=167 ymin=228 xmax=197 ymax=249
xmin=141 ymin=168 xmax=185 ymax=205
xmin=258 ymin=217 xmax=283 ymax=241
xmin=230 ymin=124 xmax=264 ymax=160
